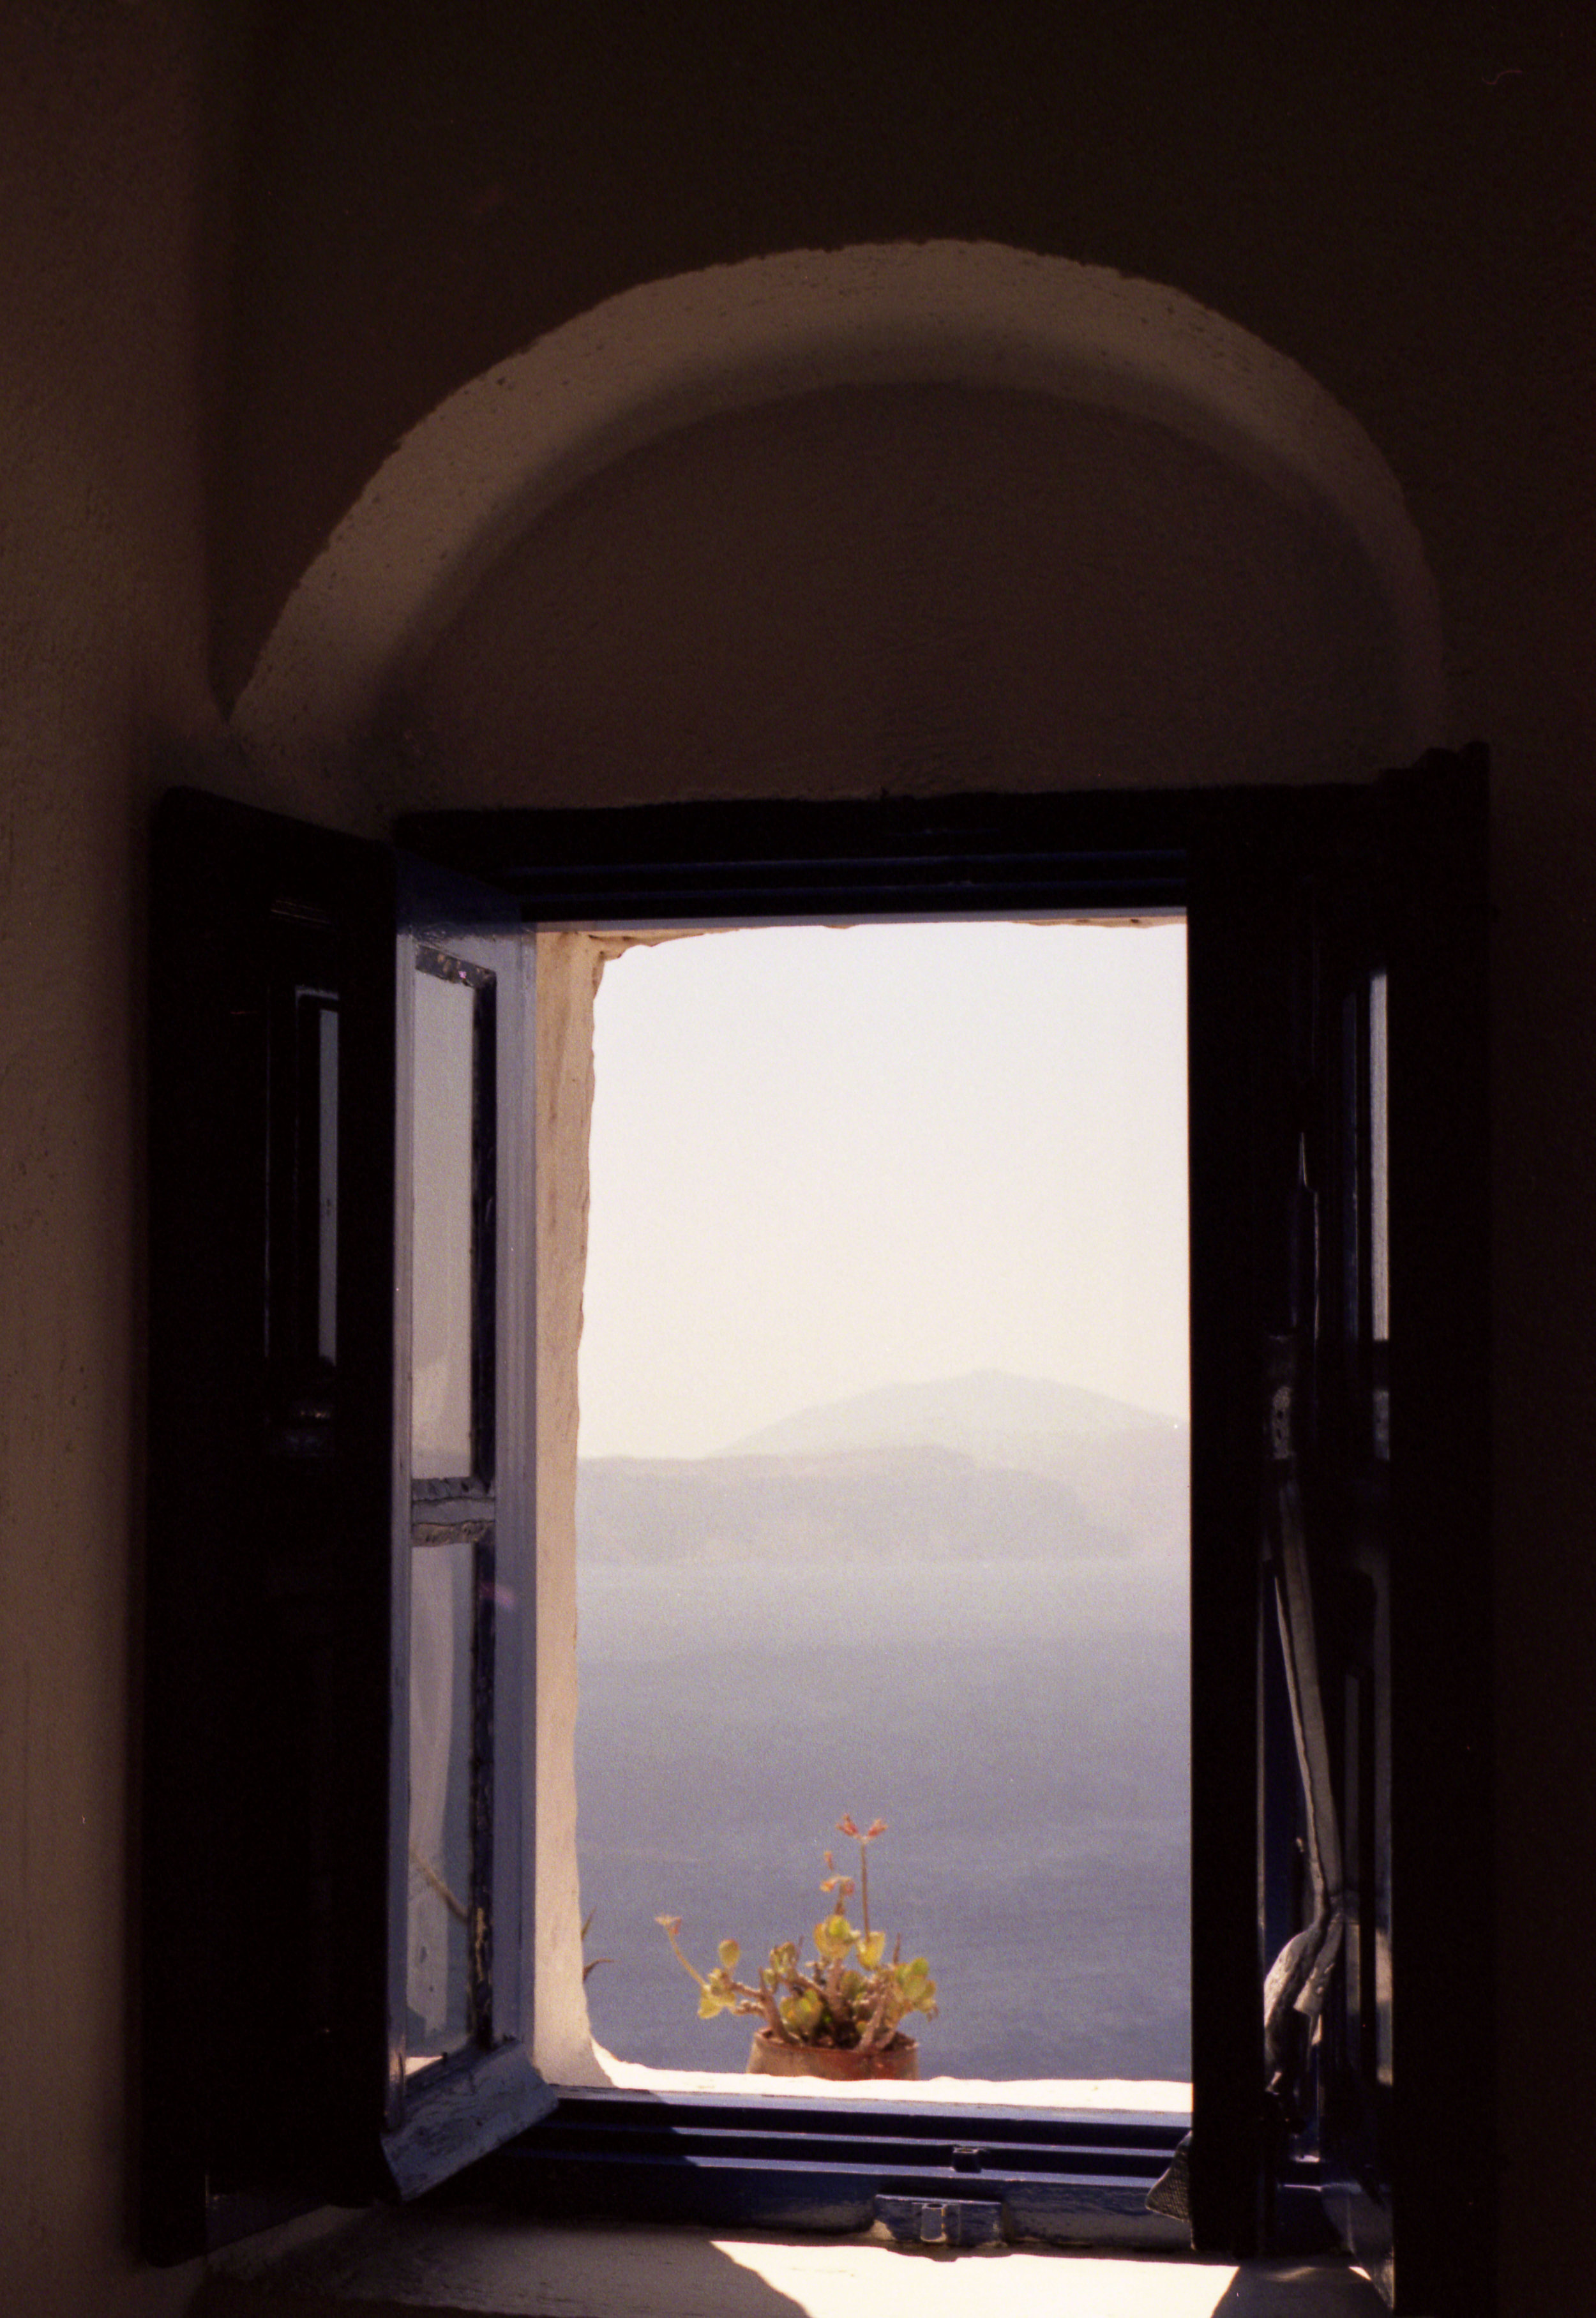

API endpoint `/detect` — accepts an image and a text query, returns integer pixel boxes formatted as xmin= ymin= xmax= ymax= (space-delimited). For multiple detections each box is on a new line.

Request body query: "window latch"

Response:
xmin=875 ymin=2195 xmax=1004 ymax=2250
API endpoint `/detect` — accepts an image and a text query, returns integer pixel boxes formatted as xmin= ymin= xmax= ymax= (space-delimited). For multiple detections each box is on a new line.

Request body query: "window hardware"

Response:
xmin=875 ymin=2195 xmax=1004 ymax=2248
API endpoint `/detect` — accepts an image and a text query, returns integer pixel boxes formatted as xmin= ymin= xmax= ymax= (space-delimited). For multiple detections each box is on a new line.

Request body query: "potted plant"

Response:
xmin=656 ymin=1815 xmax=938 ymax=2080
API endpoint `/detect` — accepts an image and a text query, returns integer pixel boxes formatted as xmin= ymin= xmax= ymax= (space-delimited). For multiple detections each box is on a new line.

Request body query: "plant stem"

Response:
xmin=660 ymin=1919 xmax=707 ymax=1991
xmin=858 ymin=1978 xmax=894 ymax=2054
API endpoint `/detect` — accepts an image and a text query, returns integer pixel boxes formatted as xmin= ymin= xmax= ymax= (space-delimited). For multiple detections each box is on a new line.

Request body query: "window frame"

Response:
xmin=387 ymin=898 xmax=546 ymax=2178
xmin=144 ymin=764 xmax=1490 ymax=2315
xmin=402 ymin=767 xmax=1490 ymax=2310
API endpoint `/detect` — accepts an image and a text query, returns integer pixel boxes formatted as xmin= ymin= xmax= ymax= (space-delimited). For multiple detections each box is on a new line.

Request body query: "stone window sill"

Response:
xmin=195 ymin=2203 xmax=1392 ymax=2318
xmin=589 ymin=2052 xmax=1194 ymax=2110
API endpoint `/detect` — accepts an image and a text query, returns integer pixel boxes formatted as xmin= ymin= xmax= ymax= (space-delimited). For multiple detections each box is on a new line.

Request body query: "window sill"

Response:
xmin=591 ymin=2052 xmax=1194 ymax=2112
xmin=195 ymin=2204 xmax=1392 ymax=2318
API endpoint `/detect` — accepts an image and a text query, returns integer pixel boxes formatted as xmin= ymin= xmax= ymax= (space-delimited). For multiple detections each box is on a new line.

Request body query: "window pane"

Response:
xmin=407 ymin=1539 xmax=474 ymax=2060
xmin=317 ymin=1002 xmax=338 ymax=1362
xmin=1369 ymin=970 xmax=1389 ymax=1345
xmin=411 ymin=968 xmax=476 ymax=1479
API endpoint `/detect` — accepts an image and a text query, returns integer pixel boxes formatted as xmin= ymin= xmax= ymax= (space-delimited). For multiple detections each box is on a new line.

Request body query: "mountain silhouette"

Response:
xmin=580 ymin=1371 xmax=1187 ymax=1563
xmin=725 ymin=1367 xmax=1182 ymax=1461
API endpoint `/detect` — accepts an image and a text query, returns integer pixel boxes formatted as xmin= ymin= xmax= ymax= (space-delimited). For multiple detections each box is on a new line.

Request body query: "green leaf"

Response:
xmin=814 ymin=1911 xmax=854 ymax=1961
xmin=718 ymin=1937 xmax=740 ymax=1971
xmin=780 ymin=1990 xmax=823 ymax=2038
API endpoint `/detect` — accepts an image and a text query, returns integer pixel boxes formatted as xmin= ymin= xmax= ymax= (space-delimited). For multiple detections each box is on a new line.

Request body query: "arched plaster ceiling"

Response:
xmin=398 ymin=380 xmax=1408 ymax=806
xmin=232 ymin=242 xmax=1443 ymax=808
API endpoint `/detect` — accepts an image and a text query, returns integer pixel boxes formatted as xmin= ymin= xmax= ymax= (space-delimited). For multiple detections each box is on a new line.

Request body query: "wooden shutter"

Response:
xmin=142 ymin=794 xmax=549 ymax=2263
xmin=1185 ymin=752 xmax=1490 ymax=2312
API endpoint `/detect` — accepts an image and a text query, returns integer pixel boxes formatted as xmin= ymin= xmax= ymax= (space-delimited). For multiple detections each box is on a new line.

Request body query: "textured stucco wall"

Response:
xmin=232 ymin=247 xmax=1443 ymax=813
xmin=402 ymin=377 xmax=1419 ymax=809
xmin=531 ymin=932 xmax=606 ymax=2088
xmin=0 ymin=8 xmax=235 ymax=2314
xmin=529 ymin=930 xmax=693 ymax=2087
xmin=212 ymin=2 xmax=1585 ymax=765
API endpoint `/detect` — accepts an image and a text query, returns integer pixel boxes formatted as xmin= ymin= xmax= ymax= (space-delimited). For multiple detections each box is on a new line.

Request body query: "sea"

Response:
xmin=575 ymin=1551 xmax=1190 ymax=2082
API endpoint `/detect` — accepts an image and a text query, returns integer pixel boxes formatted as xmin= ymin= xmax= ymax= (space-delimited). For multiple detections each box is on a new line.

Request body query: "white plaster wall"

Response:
xmin=532 ymin=929 xmax=684 ymax=2083
xmin=531 ymin=931 xmax=606 ymax=2084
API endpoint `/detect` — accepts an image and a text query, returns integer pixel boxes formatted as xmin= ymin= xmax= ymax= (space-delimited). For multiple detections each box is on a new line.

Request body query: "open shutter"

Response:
xmin=1184 ymin=776 xmax=1363 ymax=2259
xmin=1367 ymin=747 xmax=1491 ymax=2315
xmin=1248 ymin=783 xmax=1396 ymax=2266
xmin=1184 ymin=751 xmax=1489 ymax=2309
xmin=380 ymin=855 xmax=553 ymax=2196
xmin=142 ymin=794 xmax=548 ymax=2264
xmin=1247 ymin=749 xmax=1490 ymax=2317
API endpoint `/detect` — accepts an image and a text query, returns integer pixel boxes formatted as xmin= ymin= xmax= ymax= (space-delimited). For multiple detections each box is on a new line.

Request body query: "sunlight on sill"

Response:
xmin=200 ymin=2209 xmax=1390 ymax=2318
xmin=592 ymin=2043 xmax=1193 ymax=2111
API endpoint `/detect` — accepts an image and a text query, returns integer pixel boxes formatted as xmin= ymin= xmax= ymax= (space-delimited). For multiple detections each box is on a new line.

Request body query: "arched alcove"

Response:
xmin=227 ymin=245 xmax=1454 ymax=2095
xmin=232 ymin=242 xmax=1443 ymax=813
xmin=222 ymin=243 xmax=1458 ymax=2107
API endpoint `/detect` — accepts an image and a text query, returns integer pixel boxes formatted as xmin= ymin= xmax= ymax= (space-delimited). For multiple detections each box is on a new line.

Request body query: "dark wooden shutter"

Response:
xmin=142 ymin=794 xmax=548 ymax=2263
xmin=1185 ymin=753 xmax=1490 ymax=2312
xmin=1374 ymin=747 xmax=1492 ymax=2316
xmin=379 ymin=854 xmax=552 ymax=2198
xmin=1249 ymin=749 xmax=1491 ymax=2318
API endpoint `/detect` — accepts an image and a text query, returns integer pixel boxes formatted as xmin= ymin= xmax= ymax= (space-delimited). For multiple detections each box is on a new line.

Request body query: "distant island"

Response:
xmin=725 ymin=1366 xmax=1184 ymax=1459
xmin=578 ymin=1369 xmax=1188 ymax=1565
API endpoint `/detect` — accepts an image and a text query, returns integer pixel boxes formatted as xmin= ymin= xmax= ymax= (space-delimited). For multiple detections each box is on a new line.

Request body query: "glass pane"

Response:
xmin=317 ymin=1003 xmax=338 ymax=1362
xmin=412 ymin=968 xmax=476 ymax=1479
xmin=407 ymin=1539 xmax=474 ymax=2061
xmin=1369 ymin=970 xmax=1389 ymax=1344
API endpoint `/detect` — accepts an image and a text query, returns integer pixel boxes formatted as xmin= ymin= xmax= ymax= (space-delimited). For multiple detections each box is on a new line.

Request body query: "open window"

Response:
xmin=142 ymin=761 xmax=1489 ymax=2315
xmin=570 ymin=914 xmax=1191 ymax=2098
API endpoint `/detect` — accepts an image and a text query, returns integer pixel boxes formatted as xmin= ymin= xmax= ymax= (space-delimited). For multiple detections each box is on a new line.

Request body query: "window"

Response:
xmin=573 ymin=918 xmax=1192 ymax=2094
xmin=142 ymin=767 xmax=1491 ymax=2315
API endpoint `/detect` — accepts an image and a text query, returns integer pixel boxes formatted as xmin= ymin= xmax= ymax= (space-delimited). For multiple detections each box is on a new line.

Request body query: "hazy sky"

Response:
xmin=578 ymin=918 xmax=1189 ymax=1459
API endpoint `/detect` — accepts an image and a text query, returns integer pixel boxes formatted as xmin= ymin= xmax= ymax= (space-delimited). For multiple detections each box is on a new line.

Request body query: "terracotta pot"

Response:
xmin=747 ymin=2026 xmax=919 ymax=2081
